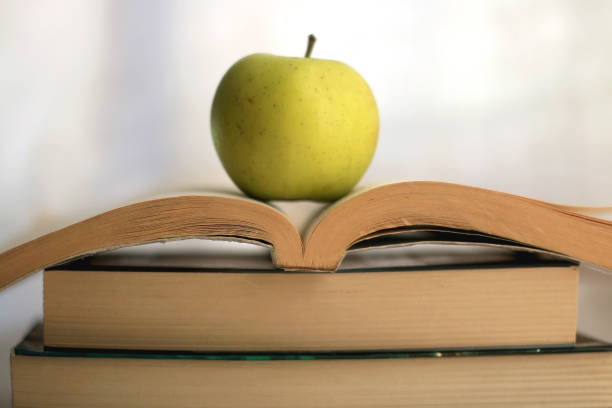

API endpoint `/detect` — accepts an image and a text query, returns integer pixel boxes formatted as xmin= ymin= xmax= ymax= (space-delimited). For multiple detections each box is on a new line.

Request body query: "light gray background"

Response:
xmin=2 ymin=0 xmax=612 ymax=405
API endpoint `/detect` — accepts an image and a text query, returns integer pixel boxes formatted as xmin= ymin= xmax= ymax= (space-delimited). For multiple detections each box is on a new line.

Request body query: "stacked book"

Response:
xmin=3 ymin=181 xmax=612 ymax=406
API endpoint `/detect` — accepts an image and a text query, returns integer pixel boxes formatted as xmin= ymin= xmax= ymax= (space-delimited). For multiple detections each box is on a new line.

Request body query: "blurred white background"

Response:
xmin=2 ymin=0 xmax=612 ymax=404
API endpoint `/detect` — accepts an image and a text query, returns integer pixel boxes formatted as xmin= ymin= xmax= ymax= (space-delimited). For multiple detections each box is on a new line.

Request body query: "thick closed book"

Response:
xmin=11 ymin=326 xmax=612 ymax=407
xmin=42 ymin=252 xmax=579 ymax=351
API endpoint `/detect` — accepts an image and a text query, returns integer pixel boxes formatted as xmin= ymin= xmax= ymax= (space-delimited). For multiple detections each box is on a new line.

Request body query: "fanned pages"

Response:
xmin=303 ymin=182 xmax=612 ymax=270
xmin=0 ymin=195 xmax=302 ymax=289
xmin=2 ymin=181 xmax=612 ymax=290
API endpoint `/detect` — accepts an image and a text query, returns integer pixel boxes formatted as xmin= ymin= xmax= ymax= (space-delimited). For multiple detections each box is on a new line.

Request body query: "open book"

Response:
xmin=2 ymin=181 xmax=612 ymax=290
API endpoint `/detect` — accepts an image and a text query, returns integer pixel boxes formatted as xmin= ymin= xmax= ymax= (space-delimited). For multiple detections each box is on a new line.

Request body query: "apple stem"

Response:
xmin=305 ymin=34 xmax=316 ymax=58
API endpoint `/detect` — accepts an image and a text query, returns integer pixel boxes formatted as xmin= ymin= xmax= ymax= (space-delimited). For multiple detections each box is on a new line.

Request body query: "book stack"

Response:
xmin=4 ymin=181 xmax=612 ymax=406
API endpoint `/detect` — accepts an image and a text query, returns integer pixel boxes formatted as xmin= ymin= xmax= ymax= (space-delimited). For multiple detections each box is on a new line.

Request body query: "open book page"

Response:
xmin=303 ymin=182 xmax=612 ymax=271
xmin=0 ymin=191 xmax=303 ymax=290
xmin=0 ymin=189 xmax=253 ymax=254
xmin=3 ymin=181 xmax=612 ymax=291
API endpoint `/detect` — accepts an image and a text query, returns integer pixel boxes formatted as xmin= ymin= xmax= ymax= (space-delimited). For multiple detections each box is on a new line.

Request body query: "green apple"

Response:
xmin=210 ymin=35 xmax=379 ymax=201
